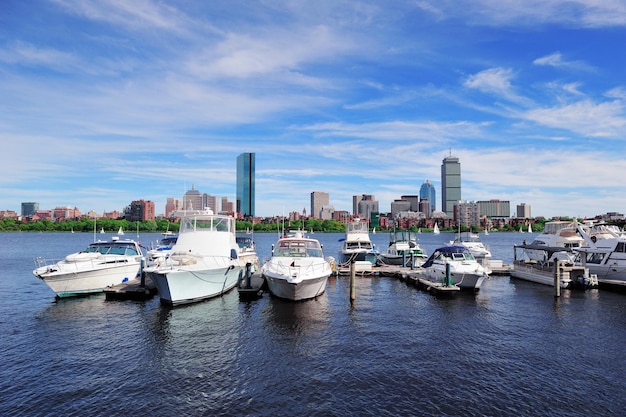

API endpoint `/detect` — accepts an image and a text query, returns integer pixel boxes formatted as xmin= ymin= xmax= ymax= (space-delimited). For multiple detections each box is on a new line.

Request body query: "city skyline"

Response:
xmin=1 ymin=2 xmax=625 ymax=219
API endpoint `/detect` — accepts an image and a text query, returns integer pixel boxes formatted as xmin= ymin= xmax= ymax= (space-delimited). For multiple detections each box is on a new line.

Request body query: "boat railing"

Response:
xmin=273 ymin=260 xmax=329 ymax=275
xmin=34 ymin=257 xmax=61 ymax=269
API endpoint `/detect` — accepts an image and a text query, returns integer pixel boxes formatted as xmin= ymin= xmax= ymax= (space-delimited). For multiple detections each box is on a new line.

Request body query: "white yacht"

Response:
xmin=420 ymin=246 xmax=489 ymax=291
xmin=337 ymin=219 xmax=378 ymax=268
xmin=262 ymin=231 xmax=331 ymax=301
xmin=524 ymin=221 xmax=585 ymax=261
xmin=33 ymin=237 xmax=145 ymax=298
xmin=144 ymin=209 xmax=246 ymax=305
xmin=575 ymin=225 xmax=626 ymax=290
xmin=445 ymin=231 xmax=491 ymax=266
xmin=378 ymin=229 xmax=427 ymax=267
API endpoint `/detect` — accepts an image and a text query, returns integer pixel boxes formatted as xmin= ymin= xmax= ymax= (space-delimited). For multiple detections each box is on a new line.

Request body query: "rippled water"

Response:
xmin=1 ymin=231 xmax=625 ymax=416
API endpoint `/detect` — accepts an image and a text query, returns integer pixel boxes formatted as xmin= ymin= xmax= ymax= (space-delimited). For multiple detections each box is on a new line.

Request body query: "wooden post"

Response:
xmin=350 ymin=261 xmax=356 ymax=303
xmin=245 ymin=262 xmax=252 ymax=289
xmin=554 ymin=261 xmax=561 ymax=297
xmin=402 ymin=251 xmax=407 ymax=268
xmin=410 ymin=252 xmax=415 ymax=270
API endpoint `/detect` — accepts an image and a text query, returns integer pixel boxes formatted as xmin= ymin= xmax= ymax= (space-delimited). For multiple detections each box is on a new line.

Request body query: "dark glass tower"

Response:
xmin=236 ymin=153 xmax=255 ymax=217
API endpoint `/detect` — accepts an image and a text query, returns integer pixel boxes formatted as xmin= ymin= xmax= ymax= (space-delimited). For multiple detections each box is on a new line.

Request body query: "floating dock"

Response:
xmin=237 ymin=272 xmax=266 ymax=300
xmin=104 ymin=276 xmax=156 ymax=301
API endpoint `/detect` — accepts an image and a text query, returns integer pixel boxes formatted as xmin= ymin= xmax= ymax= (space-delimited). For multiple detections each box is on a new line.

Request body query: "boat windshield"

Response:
xmin=85 ymin=243 xmax=139 ymax=256
xmin=274 ymin=240 xmax=323 ymax=257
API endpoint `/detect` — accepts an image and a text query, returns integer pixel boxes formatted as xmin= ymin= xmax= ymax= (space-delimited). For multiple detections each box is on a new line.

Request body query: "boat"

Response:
xmin=511 ymin=243 xmax=597 ymax=289
xmin=420 ymin=246 xmax=489 ymax=291
xmin=117 ymin=226 xmax=124 ymax=236
xmin=377 ymin=229 xmax=427 ymax=267
xmin=524 ymin=221 xmax=585 ymax=262
xmin=261 ymin=230 xmax=331 ymax=301
xmin=528 ymin=223 xmax=532 ymax=233
xmin=573 ymin=224 xmax=626 ymax=290
xmin=433 ymin=223 xmax=440 ymax=234
xmin=146 ymin=234 xmax=178 ymax=267
xmin=143 ymin=209 xmax=246 ymax=305
xmin=337 ymin=219 xmax=379 ymax=269
xmin=236 ymin=235 xmax=261 ymax=272
xmin=33 ymin=237 xmax=145 ymax=298
xmin=445 ymin=231 xmax=492 ymax=268
xmin=100 ymin=227 xmax=105 ymax=234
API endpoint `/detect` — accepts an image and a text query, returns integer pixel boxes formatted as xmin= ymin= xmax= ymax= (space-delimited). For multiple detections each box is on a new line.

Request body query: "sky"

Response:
xmin=1 ymin=0 xmax=625 ymax=219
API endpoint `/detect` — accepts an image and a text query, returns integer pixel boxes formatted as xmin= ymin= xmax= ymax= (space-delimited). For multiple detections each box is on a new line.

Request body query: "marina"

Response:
xmin=2 ymin=231 xmax=626 ymax=416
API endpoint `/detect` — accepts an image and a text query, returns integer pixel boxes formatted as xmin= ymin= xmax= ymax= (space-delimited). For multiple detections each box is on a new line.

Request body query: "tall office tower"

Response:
xmin=237 ymin=152 xmax=255 ymax=217
xmin=183 ymin=185 xmax=203 ymax=211
xmin=310 ymin=191 xmax=330 ymax=219
xmin=21 ymin=202 xmax=39 ymax=217
xmin=419 ymin=180 xmax=436 ymax=211
xmin=441 ymin=156 xmax=461 ymax=218
xmin=517 ymin=203 xmax=531 ymax=218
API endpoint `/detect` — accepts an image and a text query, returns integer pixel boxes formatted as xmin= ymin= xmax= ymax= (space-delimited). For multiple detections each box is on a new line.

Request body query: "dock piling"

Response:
xmin=350 ymin=261 xmax=356 ymax=303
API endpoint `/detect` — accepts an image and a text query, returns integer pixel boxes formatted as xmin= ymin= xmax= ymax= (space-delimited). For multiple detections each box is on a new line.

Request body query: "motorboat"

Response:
xmin=445 ymin=231 xmax=492 ymax=266
xmin=146 ymin=234 xmax=178 ymax=267
xmin=524 ymin=221 xmax=585 ymax=262
xmin=377 ymin=229 xmax=427 ymax=267
xmin=262 ymin=230 xmax=331 ymax=301
xmin=337 ymin=219 xmax=379 ymax=268
xmin=420 ymin=246 xmax=489 ymax=291
xmin=144 ymin=209 xmax=245 ymax=305
xmin=511 ymin=243 xmax=597 ymax=289
xmin=33 ymin=237 xmax=145 ymax=298
xmin=574 ymin=224 xmax=626 ymax=290
xmin=236 ymin=235 xmax=261 ymax=272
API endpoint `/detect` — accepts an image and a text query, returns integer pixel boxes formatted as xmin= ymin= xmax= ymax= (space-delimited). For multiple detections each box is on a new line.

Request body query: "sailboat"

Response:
xmin=117 ymin=226 xmax=124 ymax=236
xmin=433 ymin=223 xmax=440 ymax=234
xmin=519 ymin=225 xmax=524 ymax=233
xmin=528 ymin=223 xmax=532 ymax=233
xmin=100 ymin=227 xmax=105 ymax=234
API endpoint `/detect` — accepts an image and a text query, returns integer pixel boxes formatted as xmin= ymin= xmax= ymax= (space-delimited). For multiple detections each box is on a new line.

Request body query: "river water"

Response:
xmin=1 ymin=231 xmax=624 ymax=416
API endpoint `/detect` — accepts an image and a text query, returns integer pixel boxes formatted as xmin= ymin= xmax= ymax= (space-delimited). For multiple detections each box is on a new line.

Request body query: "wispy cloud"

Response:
xmin=533 ymin=52 xmax=594 ymax=71
xmin=463 ymin=67 xmax=530 ymax=105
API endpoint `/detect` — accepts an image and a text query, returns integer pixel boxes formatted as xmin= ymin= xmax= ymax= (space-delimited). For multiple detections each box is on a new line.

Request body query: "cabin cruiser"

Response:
xmin=574 ymin=224 xmax=626 ymax=290
xmin=420 ymin=246 xmax=489 ymax=291
xmin=262 ymin=231 xmax=331 ymax=301
xmin=377 ymin=229 xmax=427 ymax=267
xmin=524 ymin=221 xmax=585 ymax=262
xmin=144 ymin=209 xmax=249 ymax=305
xmin=33 ymin=237 xmax=145 ymax=298
xmin=511 ymin=243 xmax=597 ymax=289
xmin=445 ymin=231 xmax=491 ymax=266
xmin=146 ymin=235 xmax=178 ymax=267
xmin=337 ymin=219 xmax=379 ymax=268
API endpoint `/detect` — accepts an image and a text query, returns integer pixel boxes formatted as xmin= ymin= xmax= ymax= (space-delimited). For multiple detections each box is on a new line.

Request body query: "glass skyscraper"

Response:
xmin=419 ymin=180 xmax=436 ymax=212
xmin=236 ymin=152 xmax=255 ymax=217
xmin=441 ymin=156 xmax=461 ymax=218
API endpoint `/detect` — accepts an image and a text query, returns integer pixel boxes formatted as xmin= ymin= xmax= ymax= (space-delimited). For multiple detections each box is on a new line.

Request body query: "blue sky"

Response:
xmin=1 ymin=1 xmax=625 ymax=219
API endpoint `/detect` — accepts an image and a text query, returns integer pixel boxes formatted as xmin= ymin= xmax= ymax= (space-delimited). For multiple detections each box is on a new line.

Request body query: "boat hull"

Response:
xmin=422 ymin=266 xmax=486 ymax=290
xmin=265 ymin=274 xmax=329 ymax=301
xmin=149 ymin=265 xmax=242 ymax=305
xmin=34 ymin=262 xmax=142 ymax=298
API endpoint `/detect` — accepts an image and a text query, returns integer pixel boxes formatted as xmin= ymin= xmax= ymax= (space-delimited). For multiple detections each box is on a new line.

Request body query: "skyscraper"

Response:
xmin=441 ymin=156 xmax=461 ymax=218
xmin=237 ymin=152 xmax=255 ymax=217
xmin=419 ymin=180 xmax=436 ymax=211
xmin=310 ymin=191 xmax=329 ymax=219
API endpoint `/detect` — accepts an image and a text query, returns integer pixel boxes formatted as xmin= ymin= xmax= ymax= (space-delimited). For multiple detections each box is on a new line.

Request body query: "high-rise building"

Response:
xmin=204 ymin=194 xmax=220 ymax=214
xmin=516 ymin=203 xmax=531 ymax=218
xmin=236 ymin=153 xmax=255 ymax=217
xmin=454 ymin=200 xmax=479 ymax=227
xmin=419 ymin=180 xmax=436 ymax=211
xmin=390 ymin=199 xmax=411 ymax=219
xmin=21 ymin=202 xmax=39 ymax=217
xmin=353 ymin=194 xmax=378 ymax=219
xmin=400 ymin=195 xmax=420 ymax=212
xmin=478 ymin=200 xmax=511 ymax=218
xmin=183 ymin=185 xmax=203 ymax=211
xmin=441 ymin=156 xmax=461 ymax=218
xmin=310 ymin=191 xmax=329 ymax=218
xmin=165 ymin=198 xmax=182 ymax=217
xmin=221 ymin=197 xmax=234 ymax=214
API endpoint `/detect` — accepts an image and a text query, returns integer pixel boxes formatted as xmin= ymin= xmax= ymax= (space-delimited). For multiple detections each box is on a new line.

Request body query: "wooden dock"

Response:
xmin=104 ymin=276 xmax=157 ymax=301
xmin=378 ymin=265 xmax=460 ymax=296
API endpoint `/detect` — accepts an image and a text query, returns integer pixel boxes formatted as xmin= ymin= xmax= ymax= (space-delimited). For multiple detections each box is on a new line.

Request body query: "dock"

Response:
xmin=237 ymin=272 xmax=266 ymax=300
xmin=378 ymin=265 xmax=460 ymax=296
xmin=104 ymin=275 xmax=157 ymax=301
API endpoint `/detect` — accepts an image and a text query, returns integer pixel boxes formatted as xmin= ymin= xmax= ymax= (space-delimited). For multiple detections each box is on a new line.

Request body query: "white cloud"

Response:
xmin=532 ymin=52 xmax=594 ymax=71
